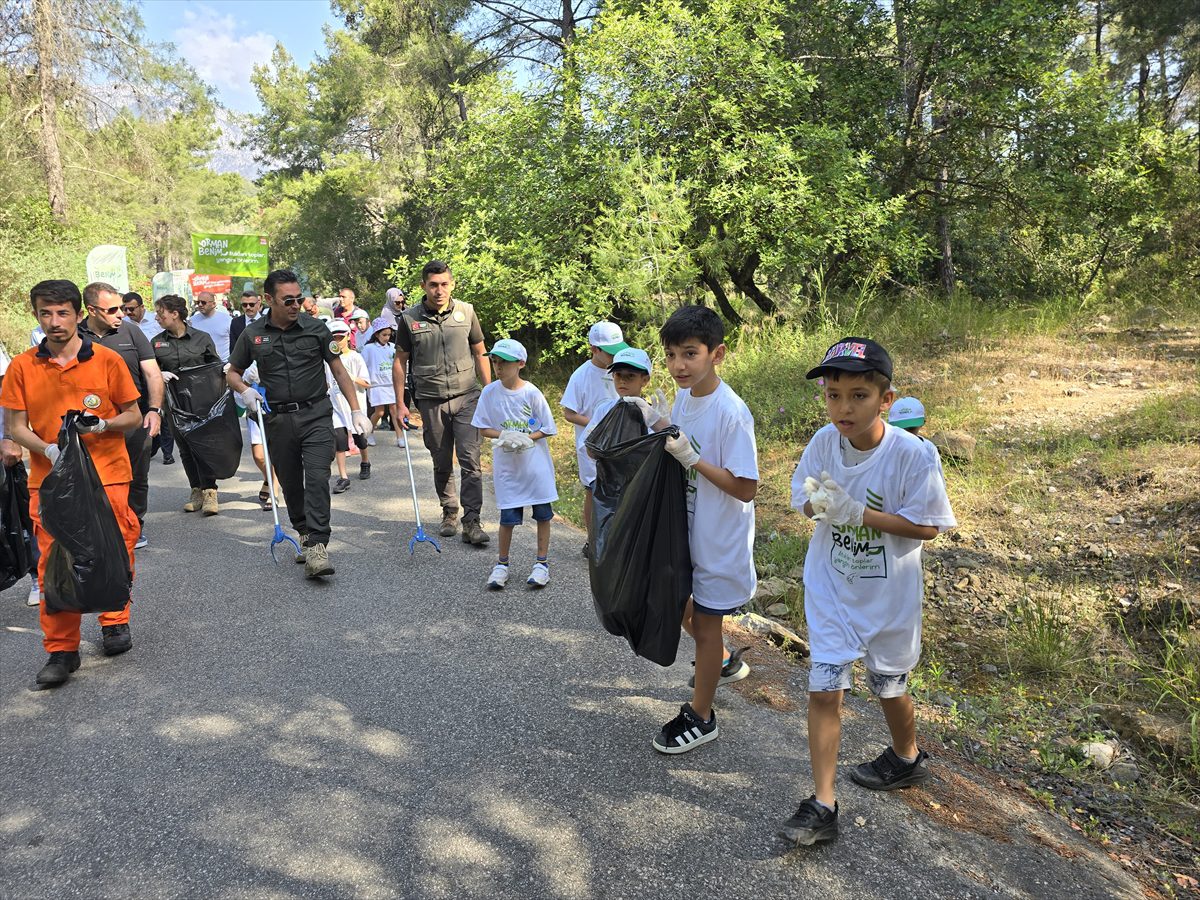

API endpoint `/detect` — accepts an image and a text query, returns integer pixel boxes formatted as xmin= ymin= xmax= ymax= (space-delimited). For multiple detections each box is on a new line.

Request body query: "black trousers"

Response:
xmin=265 ymin=399 xmax=335 ymax=545
xmin=177 ymin=435 xmax=217 ymax=490
xmin=125 ymin=426 xmax=152 ymax=525
xmin=153 ymin=415 xmax=175 ymax=459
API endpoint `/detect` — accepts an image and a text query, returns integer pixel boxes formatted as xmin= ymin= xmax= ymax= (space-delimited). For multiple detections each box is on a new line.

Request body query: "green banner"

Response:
xmin=191 ymin=233 xmax=270 ymax=278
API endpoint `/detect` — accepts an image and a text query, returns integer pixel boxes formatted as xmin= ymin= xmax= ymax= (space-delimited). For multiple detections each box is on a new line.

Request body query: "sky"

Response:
xmin=140 ymin=0 xmax=339 ymax=113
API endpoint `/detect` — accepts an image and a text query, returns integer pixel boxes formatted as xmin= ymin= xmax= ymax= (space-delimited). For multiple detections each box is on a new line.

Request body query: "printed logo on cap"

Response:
xmin=822 ymin=341 xmax=868 ymax=365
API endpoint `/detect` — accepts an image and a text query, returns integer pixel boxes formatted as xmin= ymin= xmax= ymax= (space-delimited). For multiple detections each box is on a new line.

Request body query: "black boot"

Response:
xmin=36 ymin=650 xmax=81 ymax=687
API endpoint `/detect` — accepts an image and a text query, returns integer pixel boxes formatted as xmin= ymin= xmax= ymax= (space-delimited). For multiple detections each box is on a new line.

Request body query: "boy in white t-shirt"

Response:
xmin=646 ymin=306 xmax=759 ymax=755
xmin=471 ymin=339 xmax=558 ymax=590
xmin=780 ymin=337 xmax=955 ymax=847
xmin=560 ymin=321 xmax=626 ymax=557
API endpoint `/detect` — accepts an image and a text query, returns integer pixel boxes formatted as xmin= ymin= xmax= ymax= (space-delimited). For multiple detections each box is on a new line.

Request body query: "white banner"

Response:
xmin=85 ymin=245 xmax=129 ymax=294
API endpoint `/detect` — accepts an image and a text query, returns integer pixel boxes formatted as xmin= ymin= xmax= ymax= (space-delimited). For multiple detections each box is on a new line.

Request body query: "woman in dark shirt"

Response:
xmin=151 ymin=295 xmax=222 ymax=512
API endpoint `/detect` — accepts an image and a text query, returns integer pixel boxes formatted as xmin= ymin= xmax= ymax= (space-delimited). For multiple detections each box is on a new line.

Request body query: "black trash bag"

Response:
xmin=585 ymin=400 xmax=692 ymax=666
xmin=40 ymin=411 xmax=132 ymax=614
xmin=0 ymin=461 xmax=34 ymax=591
xmin=167 ymin=362 xmax=243 ymax=480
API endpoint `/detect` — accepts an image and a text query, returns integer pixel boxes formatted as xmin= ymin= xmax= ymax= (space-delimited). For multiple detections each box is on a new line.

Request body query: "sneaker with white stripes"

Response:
xmin=486 ymin=563 xmax=509 ymax=590
xmin=527 ymin=562 xmax=549 ymax=588
xmin=652 ymin=703 xmax=718 ymax=754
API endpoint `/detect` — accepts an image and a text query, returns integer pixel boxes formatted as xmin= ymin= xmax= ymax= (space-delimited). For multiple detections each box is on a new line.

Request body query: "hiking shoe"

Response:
xmin=36 ymin=650 xmax=81 ymax=687
xmin=134 ymin=532 xmax=148 ymax=550
xmin=581 ymin=541 xmax=590 ymax=559
xmin=332 ymin=477 xmax=351 ymax=494
xmin=27 ymin=581 xmax=40 ymax=607
xmin=162 ymin=454 xmax=175 ymax=465
xmin=294 ymin=533 xmax=309 ymax=564
xmin=183 ymin=488 xmax=204 ymax=512
xmin=689 ymin=646 xmax=751 ymax=688
xmin=304 ymin=542 xmax=335 ymax=578
xmin=527 ymin=562 xmax=550 ymax=588
xmin=849 ymin=747 xmax=931 ymax=791
xmin=652 ymin=703 xmax=718 ymax=754
xmin=101 ymin=623 xmax=132 ymax=656
xmin=359 ymin=462 xmax=371 ymax=480
xmin=779 ymin=796 xmax=839 ymax=846
xmin=462 ymin=520 xmax=490 ymax=546
xmin=439 ymin=513 xmax=459 ymax=537
xmin=201 ymin=489 xmax=219 ymax=516
xmin=487 ymin=563 xmax=509 ymax=590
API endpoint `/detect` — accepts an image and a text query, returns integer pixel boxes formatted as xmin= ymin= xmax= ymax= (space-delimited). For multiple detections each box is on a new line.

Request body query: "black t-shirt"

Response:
xmin=150 ymin=326 xmax=222 ymax=372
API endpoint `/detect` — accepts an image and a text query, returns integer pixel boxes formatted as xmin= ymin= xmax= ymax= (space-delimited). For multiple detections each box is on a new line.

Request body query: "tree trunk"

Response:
xmin=894 ymin=0 xmax=919 ymax=124
xmin=727 ymin=253 xmax=777 ymax=316
xmin=933 ymin=104 xmax=955 ymax=295
xmin=1137 ymin=55 xmax=1149 ymax=126
xmin=33 ymin=0 xmax=67 ymax=221
xmin=1094 ymin=1 xmax=1102 ymax=62
xmin=699 ymin=271 xmax=743 ymax=325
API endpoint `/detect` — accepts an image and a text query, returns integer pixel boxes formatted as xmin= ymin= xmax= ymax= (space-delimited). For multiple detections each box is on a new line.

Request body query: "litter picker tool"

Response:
xmin=252 ymin=387 xmax=302 ymax=565
xmin=399 ymin=418 xmax=440 ymax=555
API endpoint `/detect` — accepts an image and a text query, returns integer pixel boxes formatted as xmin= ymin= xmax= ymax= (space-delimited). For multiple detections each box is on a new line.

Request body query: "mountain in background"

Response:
xmin=209 ymin=109 xmax=262 ymax=180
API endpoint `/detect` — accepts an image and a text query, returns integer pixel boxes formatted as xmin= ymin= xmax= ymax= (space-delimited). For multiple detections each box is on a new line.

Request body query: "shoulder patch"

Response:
xmin=329 ymin=341 xmax=339 ymax=354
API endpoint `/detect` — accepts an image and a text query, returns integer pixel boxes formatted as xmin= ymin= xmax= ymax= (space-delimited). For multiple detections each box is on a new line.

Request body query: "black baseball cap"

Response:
xmin=806 ymin=337 xmax=893 ymax=381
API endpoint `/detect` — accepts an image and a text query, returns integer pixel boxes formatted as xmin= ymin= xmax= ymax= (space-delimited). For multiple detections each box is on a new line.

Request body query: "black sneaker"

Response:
xmin=849 ymin=747 xmax=930 ymax=791
xmin=652 ymin=703 xmax=718 ymax=754
xmin=101 ymin=624 xmax=132 ymax=656
xmin=581 ymin=541 xmax=590 ymax=559
xmin=36 ymin=650 xmax=81 ymax=686
xmin=689 ymin=646 xmax=751 ymax=688
xmin=332 ymin=477 xmax=351 ymax=494
xmin=162 ymin=454 xmax=175 ymax=465
xmin=779 ymin=796 xmax=839 ymax=846
xmin=359 ymin=462 xmax=371 ymax=480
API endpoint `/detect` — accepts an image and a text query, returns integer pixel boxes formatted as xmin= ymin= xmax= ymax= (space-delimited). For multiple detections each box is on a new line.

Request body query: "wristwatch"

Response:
xmin=149 ymin=407 xmax=164 ymax=416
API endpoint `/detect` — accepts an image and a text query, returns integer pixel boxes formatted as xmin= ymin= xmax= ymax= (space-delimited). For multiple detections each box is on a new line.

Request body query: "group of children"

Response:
xmin=471 ymin=306 xmax=955 ymax=847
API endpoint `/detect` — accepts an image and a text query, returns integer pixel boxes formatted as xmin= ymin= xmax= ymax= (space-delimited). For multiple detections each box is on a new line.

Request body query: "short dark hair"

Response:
xmin=122 ymin=291 xmax=144 ymax=306
xmin=30 ymin=279 xmax=82 ymax=313
xmin=83 ymin=282 xmax=121 ymax=307
xmin=155 ymin=294 xmax=189 ymax=320
xmin=421 ymin=260 xmax=451 ymax=282
xmin=823 ymin=368 xmax=893 ymax=392
xmin=241 ymin=289 xmax=259 ymax=298
xmin=659 ymin=305 xmax=724 ymax=351
xmin=264 ymin=269 xmax=300 ymax=297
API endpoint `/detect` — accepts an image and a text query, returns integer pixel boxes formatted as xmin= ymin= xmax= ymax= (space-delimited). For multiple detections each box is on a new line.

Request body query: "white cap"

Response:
xmin=608 ymin=347 xmax=651 ymax=374
xmin=349 ymin=307 xmax=370 ymax=321
xmin=587 ymin=321 xmax=628 ymax=354
xmin=488 ymin=338 xmax=528 ymax=363
xmin=329 ymin=320 xmax=351 ymax=335
xmin=889 ymin=397 xmax=926 ymax=428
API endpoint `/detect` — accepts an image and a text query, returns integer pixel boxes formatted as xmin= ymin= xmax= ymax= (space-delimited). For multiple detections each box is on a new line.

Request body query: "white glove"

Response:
xmin=76 ymin=417 xmax=107 ymax=434
xmin=351 ymin=410 xmax=373 ymax=436
xmin=804 ymin=474 xmax=830 ymax=517
xmin=161 ymin=371 xmax=178 ymax=383
xmin=818 ymin=473 xmax=865 ymax=527
xmin=222 ymin=363 xmax=231 ymax=374
xmin=665 ymin=431 xmax=700 ymax=468
xmin=650 ymin=388 xmax=670 ymax=421
xmin=239 ymin=388 xmax=262 ymax=414
xmin=43 ymin=444 xmax=60 ymax=465
xmin=620 ymin=396 xmax=665 ymax=428
xmin=492 ymin=430 xmax=535 ymax=453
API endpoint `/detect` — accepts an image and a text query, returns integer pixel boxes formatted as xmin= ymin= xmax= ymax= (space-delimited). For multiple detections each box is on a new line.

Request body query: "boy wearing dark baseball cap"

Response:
xmin=780 ymin=337 xmax=956 ymax=846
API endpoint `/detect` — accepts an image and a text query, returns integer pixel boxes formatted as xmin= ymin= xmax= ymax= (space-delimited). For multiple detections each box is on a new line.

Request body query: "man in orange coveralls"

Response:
xmin=0 ymin=279 xmax=143 ymax=687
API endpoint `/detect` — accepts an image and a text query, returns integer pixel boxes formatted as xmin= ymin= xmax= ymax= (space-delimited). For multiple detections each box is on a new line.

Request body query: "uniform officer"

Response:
xmin=393 ymin=260 xmax=491 ymax=546
xmin=227 ymin=269 xmax=372 ymax=578
xmin=80 ymin=281 xmax=165 ymax=546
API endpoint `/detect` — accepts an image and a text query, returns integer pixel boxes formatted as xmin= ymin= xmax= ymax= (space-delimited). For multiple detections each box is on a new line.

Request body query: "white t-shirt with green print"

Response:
xmin=472 ymin=381 xmax=559 ymax=510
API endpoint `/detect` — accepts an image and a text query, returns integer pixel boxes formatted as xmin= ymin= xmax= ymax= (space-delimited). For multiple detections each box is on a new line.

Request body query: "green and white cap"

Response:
xmin=587 ymin=321 xmax=628 ymax=354
xmin=608 ymin=347 xmax=651 ymax=374
xmin=889 ymin=396 xmax=926 ymax=428
xmin=488 ymin=338 xmax=527 ymax=362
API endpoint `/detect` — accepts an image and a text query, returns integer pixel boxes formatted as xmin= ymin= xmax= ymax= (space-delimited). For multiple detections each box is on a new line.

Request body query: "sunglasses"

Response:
xmin=277 ymin=294 xmax=304 ymax=306
xmin=121 ymin=305 xmax=140 ymax=313
xmin=91 ymin=305 xmax=121 ymax=315
xmin=240 ymin=301 xmax=259 ymax=309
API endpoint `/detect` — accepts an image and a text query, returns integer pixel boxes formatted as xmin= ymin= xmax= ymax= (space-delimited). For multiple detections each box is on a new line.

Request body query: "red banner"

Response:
xmin=189 ymin=273 xmax=233 ymax=294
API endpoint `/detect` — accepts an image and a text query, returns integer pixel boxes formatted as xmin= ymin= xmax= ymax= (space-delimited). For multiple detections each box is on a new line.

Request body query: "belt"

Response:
xmin=267 ymin=398 xmax=321 ymax=414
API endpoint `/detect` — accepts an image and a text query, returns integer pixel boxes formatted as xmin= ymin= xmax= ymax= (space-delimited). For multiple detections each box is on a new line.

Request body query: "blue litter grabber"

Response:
xmin=251 ymin=388 xmax=303 ymax=565
xmin=399 ymin=419 xmax=440 ymax=555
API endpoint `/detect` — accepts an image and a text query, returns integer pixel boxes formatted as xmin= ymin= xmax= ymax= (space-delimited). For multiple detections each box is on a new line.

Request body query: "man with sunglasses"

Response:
xmin=230 ymin=289 xmax=264 ymax=349
xmin=227 ymin=269 xmax=373 ymax=578
xmin=190 ymin=291 xmax=233 ymax=362
xmin=80 ymin=283 xmax=165 ymax=549
xmin=121 ymin=292 xmax=162 ymax=343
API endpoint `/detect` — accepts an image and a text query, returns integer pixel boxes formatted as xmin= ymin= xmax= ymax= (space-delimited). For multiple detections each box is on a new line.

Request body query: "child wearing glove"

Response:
xmin=581 ymin=347 xmax=669 ymax=443
xmin=780 ymin=337 xmax=956 ymax=849
xmin=649 ymin=307 xmax=759 ymax=756
xmin=470 ymin=339 xmax=558 ymax=590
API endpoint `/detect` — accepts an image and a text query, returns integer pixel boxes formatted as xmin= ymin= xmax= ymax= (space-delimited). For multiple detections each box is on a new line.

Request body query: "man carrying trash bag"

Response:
xmin=0 ymin=279 xmax=143 ymax=687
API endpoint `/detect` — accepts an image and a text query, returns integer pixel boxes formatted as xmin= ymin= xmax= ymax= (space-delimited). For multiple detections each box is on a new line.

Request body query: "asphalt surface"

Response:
xmin=1 ymin=430 xmax=1142 ymax=899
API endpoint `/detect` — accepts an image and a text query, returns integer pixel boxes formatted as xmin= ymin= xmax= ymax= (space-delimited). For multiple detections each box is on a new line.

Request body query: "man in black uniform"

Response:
xmin=393 ymin=260 xmax=491 ymax=546
xmin=81 ymin=282 xmax=165 ymax=547
xmin=227 ymin=269 xmax=372 ymax=578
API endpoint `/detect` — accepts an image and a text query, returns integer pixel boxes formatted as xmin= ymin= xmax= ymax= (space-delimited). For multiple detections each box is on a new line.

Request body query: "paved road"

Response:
xmin=1 ymin=435 xmax=1140 ymax=899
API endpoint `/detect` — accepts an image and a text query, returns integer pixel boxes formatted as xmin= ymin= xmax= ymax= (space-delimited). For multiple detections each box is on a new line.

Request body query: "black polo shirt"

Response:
xmin=79 ymin=317 xmax=153 ymax=398
xmin=229 ymin=313 xmax=337 ymax=405
xmin=150 ymin=326 xmax=222 ymax=373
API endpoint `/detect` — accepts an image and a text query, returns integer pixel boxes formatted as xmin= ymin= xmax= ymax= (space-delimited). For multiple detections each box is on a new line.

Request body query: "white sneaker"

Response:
xmin=26 ymin=582 xmax=39 ymax=607
xmin=366 ymin=435 xmax=377 ymax=447
xmin=486 ymin=563 xmax=509 ymax=590
xmin=527 ymin=562 xmax=550 ymax=588
xmin=134 ymin=531 xmax=148 ymax=549
xmin=395 ymin=435 xmax=406 ymax=448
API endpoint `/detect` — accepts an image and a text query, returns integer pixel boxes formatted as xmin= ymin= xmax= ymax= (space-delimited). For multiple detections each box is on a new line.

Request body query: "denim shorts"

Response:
xmin=499 ymin=503 xmax=554 ymax=526
xmin=808 ymin=661 xmax=911 ymax=698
